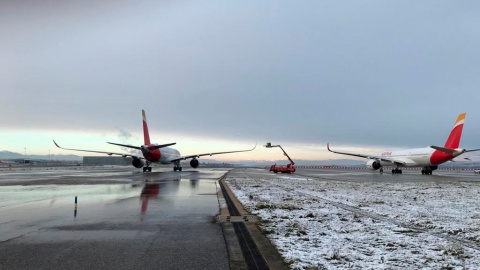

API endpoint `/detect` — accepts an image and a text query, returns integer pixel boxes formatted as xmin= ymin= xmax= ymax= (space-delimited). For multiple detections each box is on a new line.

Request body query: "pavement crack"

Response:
xmin=0 ymin=231 xmax=35 ymax=244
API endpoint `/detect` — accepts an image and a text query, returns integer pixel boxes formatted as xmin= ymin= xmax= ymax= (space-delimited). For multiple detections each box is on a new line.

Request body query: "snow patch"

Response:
xmin=226 ymin=175 xmax=480 ymax=269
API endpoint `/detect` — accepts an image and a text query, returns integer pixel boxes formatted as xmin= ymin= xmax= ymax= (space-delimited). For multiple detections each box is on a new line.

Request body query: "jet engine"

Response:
xmin=366 ymin=160 xmax=381 ymax=170
xmin=190 ymin=158 xmax=199 ymax=168
xmin=132 ymin=158 xmax=145 ymax=168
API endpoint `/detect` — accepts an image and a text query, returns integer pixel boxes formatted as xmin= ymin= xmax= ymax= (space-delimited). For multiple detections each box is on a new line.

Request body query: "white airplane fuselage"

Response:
xmin=140 ymin=145 xmax=181 ymax=164
xmin=374 ymin=147 xmax=461 ymax=168
xmin=156 ymin=147 xmax=181 ymax=164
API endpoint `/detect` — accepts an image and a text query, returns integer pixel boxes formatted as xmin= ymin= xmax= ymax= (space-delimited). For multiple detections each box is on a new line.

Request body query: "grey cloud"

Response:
xmin=1 ymin=1 xmax=480 ymax=150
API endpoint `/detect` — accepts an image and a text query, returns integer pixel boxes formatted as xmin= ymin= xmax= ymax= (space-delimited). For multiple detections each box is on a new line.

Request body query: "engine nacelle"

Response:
xmin=366 ymin=160 xmax=381 ymax=170
xmin=132 ymin=158 xmax=145 ymax=168
xmin=190 ymin=158 xmax=199 ymax=168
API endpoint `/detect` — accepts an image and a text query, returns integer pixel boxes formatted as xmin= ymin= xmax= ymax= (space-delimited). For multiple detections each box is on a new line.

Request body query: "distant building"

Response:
xmin=83 ymin=156 xmax=133 ymax=166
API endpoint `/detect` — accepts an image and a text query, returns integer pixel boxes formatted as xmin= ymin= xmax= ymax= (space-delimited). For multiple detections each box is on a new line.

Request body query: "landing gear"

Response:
xmin=143 ymin=161 xmax=152 ymax=173
xmin=392 ymin=168 xmax=402 ymax=174
xmin=379 ymin=168 xmax=383 ymax=173
xmin=421 ymin=166 xmax=437 ymax=175
xmin=421 ymin=169 xmax=433 ymax=175
xmin=173 ymin=162 xmax=182 ymax=172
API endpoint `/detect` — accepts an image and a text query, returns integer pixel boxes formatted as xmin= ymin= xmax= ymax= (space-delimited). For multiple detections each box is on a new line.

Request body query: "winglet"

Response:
xmin=53 ymin=140 xmax=61 ymax=148
xmin=327 ymin=143 xmax=331 ymax=152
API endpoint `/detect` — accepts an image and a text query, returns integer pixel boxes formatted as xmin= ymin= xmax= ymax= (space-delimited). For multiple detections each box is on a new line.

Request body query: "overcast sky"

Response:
xmin=1 ymin=1 xmax=480 ymax=161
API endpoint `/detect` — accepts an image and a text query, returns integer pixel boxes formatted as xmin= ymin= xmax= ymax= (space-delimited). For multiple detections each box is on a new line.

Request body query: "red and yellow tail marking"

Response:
xmin=453 ymin=113 xmax=466 ymax=128
xmin=443 ymin=112 xmax=466 ymax=150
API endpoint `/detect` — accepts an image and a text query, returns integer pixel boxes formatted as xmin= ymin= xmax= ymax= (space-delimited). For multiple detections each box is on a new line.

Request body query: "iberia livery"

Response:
xmin=54 ymin=110 xmax=255 ymax=172
xmin=327 ymin=113 xmax=480 ymax=174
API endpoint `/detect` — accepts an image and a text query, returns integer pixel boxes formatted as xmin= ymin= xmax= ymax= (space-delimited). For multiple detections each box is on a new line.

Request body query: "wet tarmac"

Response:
xmin=237 ymin=167 xmax=480 ymax=183
xmin=2 ymin=166 xmax=478 ymax=269
xmin=0 ymin=167 xmax=230 ymax=270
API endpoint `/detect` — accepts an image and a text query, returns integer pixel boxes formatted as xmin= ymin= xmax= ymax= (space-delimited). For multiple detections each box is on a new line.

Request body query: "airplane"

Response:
xmin=327 ymin=113 xmax=480 ymax=175
xmin=54 ymin=109 xmax=256 ymax=172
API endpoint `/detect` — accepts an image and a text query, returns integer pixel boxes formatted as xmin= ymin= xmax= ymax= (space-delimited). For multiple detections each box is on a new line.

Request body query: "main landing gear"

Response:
xmin=421 ymin=168 xmax=433 ymax=175
xmin=421 ymin=166 xmax=437 ymax=175
xmin=143 ymin=161 xmax=152 ymax=172
xmin=173 ymin=161 xmax=182 ymax=172
xmin=392 ymin=168 xmax=402 ymax=174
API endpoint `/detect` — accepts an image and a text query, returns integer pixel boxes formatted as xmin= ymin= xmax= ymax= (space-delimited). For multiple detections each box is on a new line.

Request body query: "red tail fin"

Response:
xmin=142 ymin=109 xmax=151 ymax=145
xmin=444 ymin=113 xmax=466 ymax=149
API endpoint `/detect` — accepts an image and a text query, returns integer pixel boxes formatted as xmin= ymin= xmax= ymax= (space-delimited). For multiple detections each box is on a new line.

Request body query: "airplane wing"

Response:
xmin=327 ymin=143 xmax=406 ymax=165
xmin=169 ymin=144 xmax=256 ymax=163
xmin=327 ymin=143 xmax=375 ymax=159
xmin=53 ymin=140 xmax=143 ymax=159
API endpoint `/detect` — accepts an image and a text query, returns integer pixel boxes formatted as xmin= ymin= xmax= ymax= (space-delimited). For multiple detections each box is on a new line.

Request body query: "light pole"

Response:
xmin=24 ymin=147 xmax=26 ymax=164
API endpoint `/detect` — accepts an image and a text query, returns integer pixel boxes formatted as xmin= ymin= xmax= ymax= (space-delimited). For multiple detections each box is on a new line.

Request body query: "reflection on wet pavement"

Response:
xmin=0 ymin=167 xmax=229 ymax=270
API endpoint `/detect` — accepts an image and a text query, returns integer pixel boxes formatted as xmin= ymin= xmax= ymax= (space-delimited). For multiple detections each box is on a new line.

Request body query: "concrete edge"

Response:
xmin=217 ymin=173 xmax=248 ymax=270
xmin=221 ymin=175 xmax=289 ymax=270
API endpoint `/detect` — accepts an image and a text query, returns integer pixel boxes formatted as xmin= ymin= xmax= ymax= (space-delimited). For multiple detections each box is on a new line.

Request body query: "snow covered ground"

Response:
xmin=226 ymin=172 xmax=480 ymax=269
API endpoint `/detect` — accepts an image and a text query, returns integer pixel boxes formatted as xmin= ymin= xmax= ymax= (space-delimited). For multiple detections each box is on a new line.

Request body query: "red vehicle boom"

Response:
xmin=265 ymin=143 xmax=296 ymax=173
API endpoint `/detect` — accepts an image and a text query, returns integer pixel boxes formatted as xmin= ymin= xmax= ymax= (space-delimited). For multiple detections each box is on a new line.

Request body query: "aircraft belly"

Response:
xmin=379 ymin=155 xmax=430 ymax=167
xmin=159 ymin=154 xmax=172 ymax=164
xmin=407 ymin=155 xmax=431 ymax=167
xmin=159 ymin=153 xmax=181 ymax=164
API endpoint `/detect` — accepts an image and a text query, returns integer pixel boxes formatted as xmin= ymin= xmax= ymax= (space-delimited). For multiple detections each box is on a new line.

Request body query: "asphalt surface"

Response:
xmin=0 ymin=166 xmax=230 ymax=270
xmin=242 ymin=167 xmax=480 ymax=183
xmin=2 ymin=165 xmax=478 ymax=270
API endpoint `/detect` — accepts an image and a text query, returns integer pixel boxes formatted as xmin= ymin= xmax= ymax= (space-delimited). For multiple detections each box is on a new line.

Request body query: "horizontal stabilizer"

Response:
xmin=107 ymin=142 xmax=141 ymax=150
xmin=430 ymin=145 xmax=456 ymax=154
xmin=147 ymin=143 xmax=176 ymax=150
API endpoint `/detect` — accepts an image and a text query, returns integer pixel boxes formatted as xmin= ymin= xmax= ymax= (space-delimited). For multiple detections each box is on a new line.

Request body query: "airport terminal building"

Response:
xmin=83 ymin=156 xmax=133 ymax=166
